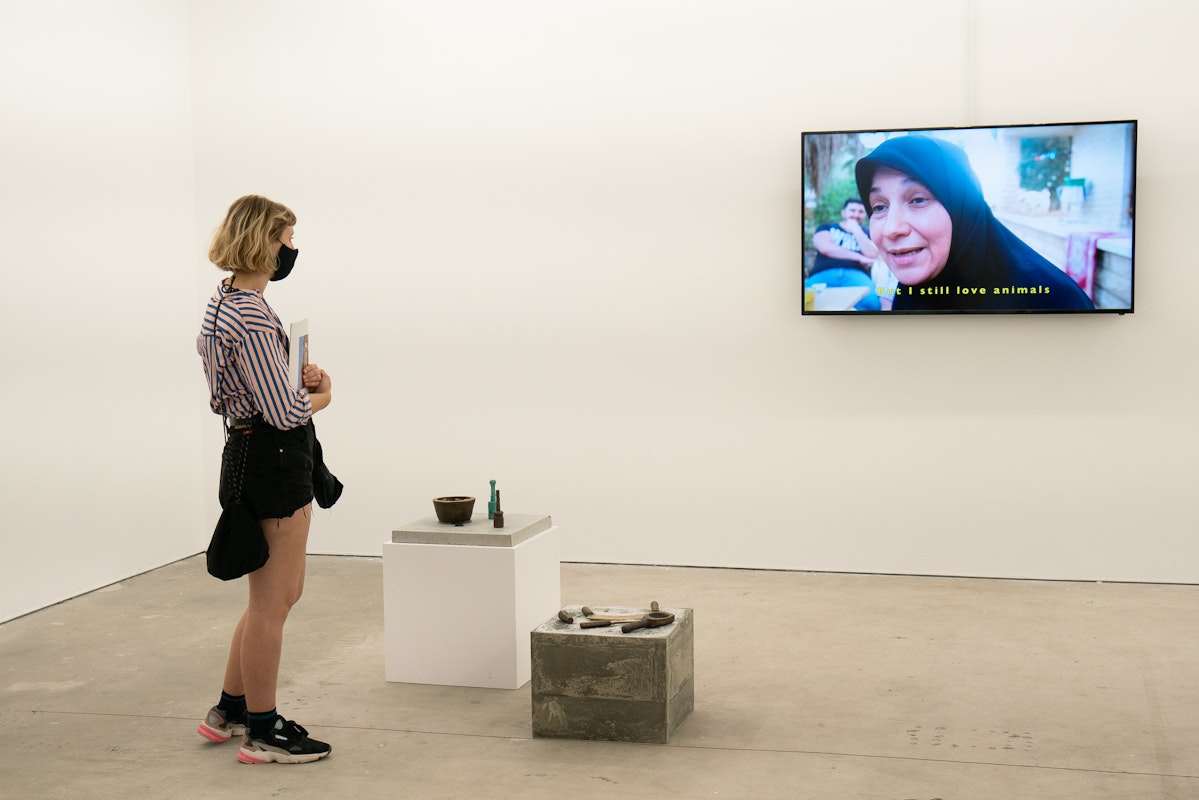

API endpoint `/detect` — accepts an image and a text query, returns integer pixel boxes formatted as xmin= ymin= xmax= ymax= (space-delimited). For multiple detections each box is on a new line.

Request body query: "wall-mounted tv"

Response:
xmin=801 ymin=120 xmax=1136 ymax=314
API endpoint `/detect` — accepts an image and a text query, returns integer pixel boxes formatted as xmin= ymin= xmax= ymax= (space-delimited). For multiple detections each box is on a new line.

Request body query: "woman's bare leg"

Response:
xmin=218 ymin=505 xmax=312 ymax=710
xmin=221 ymin=610 xmax=249 ymax=696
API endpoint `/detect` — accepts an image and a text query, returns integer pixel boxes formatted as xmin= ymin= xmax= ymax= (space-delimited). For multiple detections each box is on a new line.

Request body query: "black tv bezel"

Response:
xmin=801 ymin=119 xmax=1137 ymax=316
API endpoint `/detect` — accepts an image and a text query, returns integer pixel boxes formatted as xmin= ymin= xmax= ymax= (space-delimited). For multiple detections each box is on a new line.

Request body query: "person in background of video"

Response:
xmin=805 ymin=198 xmax=882 ymax=311
xmin=855 ymin=135 xmax=1094 ymax=311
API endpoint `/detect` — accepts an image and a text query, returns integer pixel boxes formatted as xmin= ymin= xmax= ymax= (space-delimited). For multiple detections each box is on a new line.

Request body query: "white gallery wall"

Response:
xmin=0 ymin=1 xmax=202 ymax=623
xmin=4 ymin=0 xmax=1197 ymax=623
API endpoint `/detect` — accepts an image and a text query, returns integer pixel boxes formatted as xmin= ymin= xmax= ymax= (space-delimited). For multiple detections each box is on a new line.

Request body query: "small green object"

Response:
xmin=488 ymin=479 xmax=497 ymax=519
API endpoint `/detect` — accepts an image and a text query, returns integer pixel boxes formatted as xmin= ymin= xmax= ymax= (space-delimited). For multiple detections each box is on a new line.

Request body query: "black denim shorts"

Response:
xmin=219 ymin=420 xmax=315 ymax=520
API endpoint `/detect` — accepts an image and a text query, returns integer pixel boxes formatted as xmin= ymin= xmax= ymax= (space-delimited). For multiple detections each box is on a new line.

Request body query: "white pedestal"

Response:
xmin=383 ymin=513 xmax=560 ymax=689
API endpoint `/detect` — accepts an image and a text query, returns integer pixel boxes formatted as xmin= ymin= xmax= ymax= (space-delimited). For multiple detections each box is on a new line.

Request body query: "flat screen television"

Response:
xmin=801 ymin=120 xmax=1136 ymax=314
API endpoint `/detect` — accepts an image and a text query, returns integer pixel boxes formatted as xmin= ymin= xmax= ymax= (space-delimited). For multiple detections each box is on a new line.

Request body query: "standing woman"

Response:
xmin=195 ymin=195 xmax=334 ymax=764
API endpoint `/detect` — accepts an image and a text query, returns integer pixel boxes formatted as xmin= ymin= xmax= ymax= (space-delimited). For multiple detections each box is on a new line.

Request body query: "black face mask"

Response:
xmin=272 ymin=244 xmax=299 ymax=282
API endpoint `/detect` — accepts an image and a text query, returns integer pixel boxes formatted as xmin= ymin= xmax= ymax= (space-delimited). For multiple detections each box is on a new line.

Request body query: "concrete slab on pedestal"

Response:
xmin=392 ymin=513 xmax=551 ymax=548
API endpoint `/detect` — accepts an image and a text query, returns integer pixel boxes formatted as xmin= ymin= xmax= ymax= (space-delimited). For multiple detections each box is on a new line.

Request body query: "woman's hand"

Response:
xmin=303 ymin=364 xmax=332 ymax=394
xmin=303 ymin=364 xmax=333 ymax=413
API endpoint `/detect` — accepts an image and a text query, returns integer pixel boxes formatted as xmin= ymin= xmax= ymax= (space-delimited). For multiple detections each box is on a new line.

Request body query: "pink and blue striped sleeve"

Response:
xmin=234 ymin=328 xmax=312 ymax=430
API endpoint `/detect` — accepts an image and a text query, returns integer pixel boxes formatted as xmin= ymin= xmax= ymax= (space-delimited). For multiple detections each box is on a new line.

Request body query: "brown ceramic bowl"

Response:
xmin=433 ymin=496 xmax=475 ymax=525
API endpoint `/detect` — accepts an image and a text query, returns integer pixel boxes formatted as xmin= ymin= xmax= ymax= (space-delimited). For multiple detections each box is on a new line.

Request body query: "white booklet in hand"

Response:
xmin=288 ymin=319 xmax=309 ymax=391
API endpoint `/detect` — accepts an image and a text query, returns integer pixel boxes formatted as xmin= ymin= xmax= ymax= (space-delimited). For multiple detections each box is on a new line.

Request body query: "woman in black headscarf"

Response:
xmin=855 ymin=135 xmax=1094 ymax=311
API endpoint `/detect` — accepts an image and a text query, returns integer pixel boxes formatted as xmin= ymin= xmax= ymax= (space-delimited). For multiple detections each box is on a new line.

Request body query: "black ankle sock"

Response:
xmin=218 ymin=692 xmax=246 ymax=715
xmin=247 ymin=708 xmax=278 ymax=739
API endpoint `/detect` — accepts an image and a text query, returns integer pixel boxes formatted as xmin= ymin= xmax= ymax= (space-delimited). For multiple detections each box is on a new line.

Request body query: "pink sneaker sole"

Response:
xmin=237 ymin=746 xmax=329 ymax=764
xmin=197 ymin=723 xmax=230 ymax=743
xmin=197 ymin=710 xmax=246 ymax=743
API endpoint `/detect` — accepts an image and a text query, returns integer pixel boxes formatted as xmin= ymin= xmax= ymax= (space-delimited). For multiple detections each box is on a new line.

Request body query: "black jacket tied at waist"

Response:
xmin=206 ymin=423 xmax=343 ymax=581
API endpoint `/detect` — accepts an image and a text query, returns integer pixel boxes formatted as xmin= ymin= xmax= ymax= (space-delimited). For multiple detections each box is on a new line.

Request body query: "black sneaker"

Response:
xmin=197 ymin=705 xmax=247 ymax=743
xmin=237 ymin=716 xmax=332 ymax=764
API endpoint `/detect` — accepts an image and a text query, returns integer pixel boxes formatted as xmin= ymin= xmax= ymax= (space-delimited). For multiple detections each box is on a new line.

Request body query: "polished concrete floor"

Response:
xmin=1 ymin=555 xmax=1196 ymax=799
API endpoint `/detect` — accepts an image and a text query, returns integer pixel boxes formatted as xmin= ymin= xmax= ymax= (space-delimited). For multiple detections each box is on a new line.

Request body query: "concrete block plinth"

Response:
xmin=531 ymin=605 xmax=694 ymax=743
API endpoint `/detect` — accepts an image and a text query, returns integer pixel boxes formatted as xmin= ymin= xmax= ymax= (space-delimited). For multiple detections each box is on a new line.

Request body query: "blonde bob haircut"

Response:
xmin=208 ymin=195 xmax=296 ymax=275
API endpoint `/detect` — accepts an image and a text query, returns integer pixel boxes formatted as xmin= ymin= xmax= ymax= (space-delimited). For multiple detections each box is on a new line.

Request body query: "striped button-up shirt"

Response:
xmin=197 ymin=283 xmax=312 ymax=430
